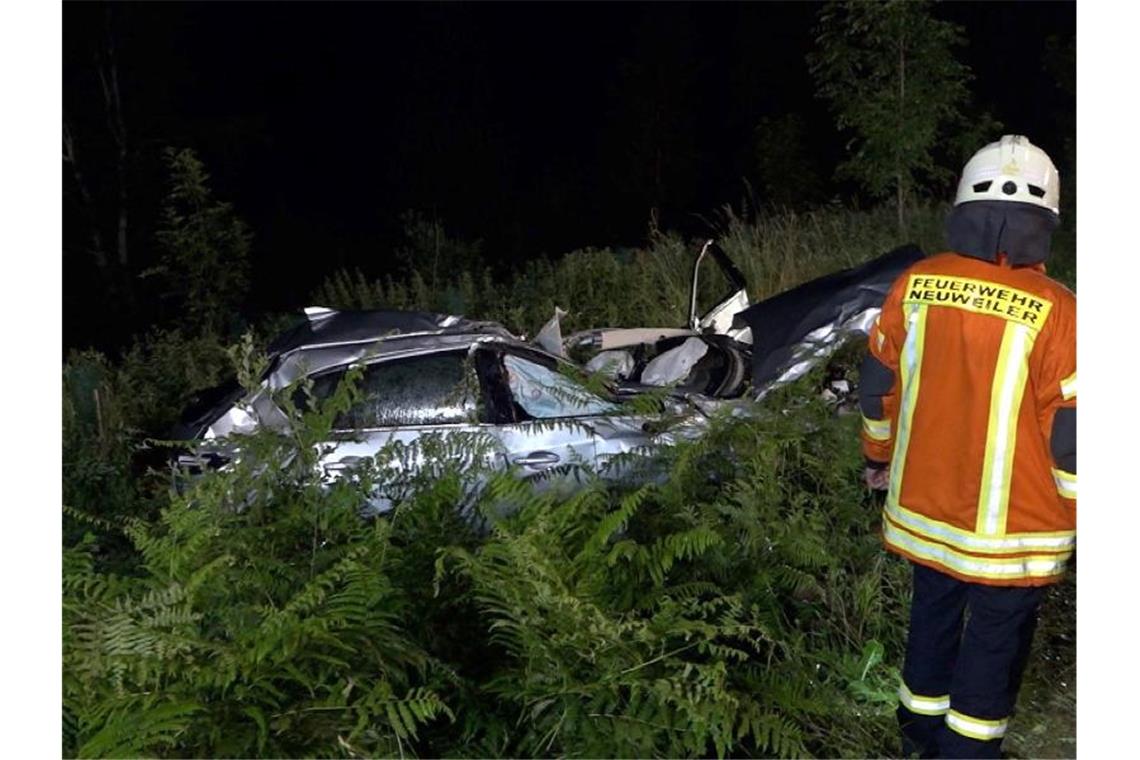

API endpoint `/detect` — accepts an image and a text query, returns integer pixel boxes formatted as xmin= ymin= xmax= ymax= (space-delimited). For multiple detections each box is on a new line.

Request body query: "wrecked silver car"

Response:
xmin=175 ymin=241 xmax=924 ymax=505
xmin=175 ymin=309 xmax=682 ymax=497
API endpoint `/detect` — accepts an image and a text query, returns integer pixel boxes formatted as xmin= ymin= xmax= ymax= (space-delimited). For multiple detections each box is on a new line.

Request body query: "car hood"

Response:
xmin=734 ymin=244 xmax=925 ymax=392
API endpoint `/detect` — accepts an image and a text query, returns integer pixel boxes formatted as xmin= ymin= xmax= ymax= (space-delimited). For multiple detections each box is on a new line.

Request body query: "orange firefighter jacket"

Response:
xmin=861 ymin=252 xmax=1076 ymax=587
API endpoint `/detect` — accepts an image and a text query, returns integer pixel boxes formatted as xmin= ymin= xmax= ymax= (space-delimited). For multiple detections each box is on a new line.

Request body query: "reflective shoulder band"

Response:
xmin=1061 ymin=371 xmax=1076 ymax=400
xmin=898 ymin=683 xmax=949 ymax=716
xmin=862 ymin=415 xmax=892 ymax=441
xmin=946 ymin=709 xmax=1008 ymax=740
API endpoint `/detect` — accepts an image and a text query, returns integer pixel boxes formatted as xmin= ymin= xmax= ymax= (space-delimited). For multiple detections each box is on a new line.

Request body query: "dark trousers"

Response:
xmin=897 ymin=562 xmax=1045 ymax=759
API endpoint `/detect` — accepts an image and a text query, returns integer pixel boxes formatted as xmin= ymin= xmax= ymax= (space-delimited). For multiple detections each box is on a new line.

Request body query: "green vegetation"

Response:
xmin=808 ymin=0 xmax=1000 ymax=231
xmin=314 ymin=203 xmax=955 ymax=340
xmin=62 ymin=150 xmax=1075 ymax=757
xmin=62 ymin=1 xmax=1077 ymax=750
xmin=143 ymin=148 xmax=253 ymax=336
xmin=64 ymin=340 xmax=910 ymax=758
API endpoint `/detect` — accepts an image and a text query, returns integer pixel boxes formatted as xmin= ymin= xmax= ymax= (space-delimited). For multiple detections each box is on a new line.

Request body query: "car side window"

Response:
xmin=296 ymin=352 xmax=477 ymax=429
xmin=502 ymin=353 xmax=617 ymax=419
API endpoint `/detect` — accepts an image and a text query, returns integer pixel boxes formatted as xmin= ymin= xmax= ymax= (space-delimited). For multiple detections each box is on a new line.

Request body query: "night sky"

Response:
xmin=63 ymin=1 xmax=1074 ymax=351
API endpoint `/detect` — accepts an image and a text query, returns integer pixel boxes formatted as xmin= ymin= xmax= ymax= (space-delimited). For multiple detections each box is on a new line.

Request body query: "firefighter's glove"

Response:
xmin=863 ymin=463 xmax=890 ymax=491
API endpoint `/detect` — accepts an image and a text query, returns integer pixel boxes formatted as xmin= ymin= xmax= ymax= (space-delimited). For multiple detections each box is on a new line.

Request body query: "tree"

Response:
xmin=63 ymin=4 xmax=133 ymax=301
xmin=808 ymin=0 xmax=989 ymax=231
xmin=145 ymin=148 xmax=252 ymax=335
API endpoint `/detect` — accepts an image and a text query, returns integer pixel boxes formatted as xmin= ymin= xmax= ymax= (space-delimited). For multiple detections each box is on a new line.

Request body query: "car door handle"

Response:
xmin=512 ymin=451 xmax=561 ymax=468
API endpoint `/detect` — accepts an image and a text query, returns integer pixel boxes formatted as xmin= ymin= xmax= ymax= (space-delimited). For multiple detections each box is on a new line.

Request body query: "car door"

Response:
xmin=472 ymin=346 xmax=618 ymax=488
xmin=477 ymin=345 xmax=688 ymax=489
xmin=306 ymin=350 xmax=499 ymax=512
xmin=688 ymin=240 xmax=752 ymax=344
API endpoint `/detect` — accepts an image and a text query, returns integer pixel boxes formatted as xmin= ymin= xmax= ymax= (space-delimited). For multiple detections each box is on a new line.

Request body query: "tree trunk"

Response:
xmin=97 ymin=7 xmax=135 ymax=310
xmin=97 ymin=36 xmax=129 ymax=268
xmin=897 ymin=174 xmax=904 ymax=233
xmin=63 ymin=119 xmax=110 ymax=275
xmin=897 ymin=35 xmax=907 ymax=233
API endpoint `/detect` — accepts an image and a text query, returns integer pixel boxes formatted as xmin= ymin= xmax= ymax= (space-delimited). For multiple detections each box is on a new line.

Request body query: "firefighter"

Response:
xmin=858 ymin=135 xmax=1075 ymax=759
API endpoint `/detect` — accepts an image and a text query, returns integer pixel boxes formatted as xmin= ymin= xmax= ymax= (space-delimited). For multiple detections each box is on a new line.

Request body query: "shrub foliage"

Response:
xmin=64 ymin=345 xmax=914 ymax=758
xmin=62 ymin=153 xmax=1074 ymax=756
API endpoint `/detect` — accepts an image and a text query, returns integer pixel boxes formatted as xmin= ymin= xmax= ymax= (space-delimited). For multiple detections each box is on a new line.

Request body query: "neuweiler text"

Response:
xmin=902 ymin=274 xmax=1053 ymax=330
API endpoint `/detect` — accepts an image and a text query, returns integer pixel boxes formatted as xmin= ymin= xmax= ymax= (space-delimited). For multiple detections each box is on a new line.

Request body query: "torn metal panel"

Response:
xmin=303 ymin=306 xmax=337 ymax=322
xmin=202 ymin=402 xmax=258 ymax=440
xmin=533 ymin=306 xmax=568 ymax=357
xmin=737 ymin=244 xmax=926 ymax=392
xmin=172 ymin=378 xmax=245 ymax=441
xmin=689 ymin=240 xmax=753 ymax=344
xmin=699 ymin=288 xmax=752 ymax=344
xmin=753 ymin=306 xmax=880 ymax=397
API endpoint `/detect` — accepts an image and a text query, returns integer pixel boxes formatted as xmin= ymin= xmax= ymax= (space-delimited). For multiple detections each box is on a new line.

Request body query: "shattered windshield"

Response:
xmin=503 ymin=354 xmax=618 ymax=418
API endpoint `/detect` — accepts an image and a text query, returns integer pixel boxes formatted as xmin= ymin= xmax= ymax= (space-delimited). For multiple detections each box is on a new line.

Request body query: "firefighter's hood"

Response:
xmin=946 ymin=200 xmax=1060 ymax=267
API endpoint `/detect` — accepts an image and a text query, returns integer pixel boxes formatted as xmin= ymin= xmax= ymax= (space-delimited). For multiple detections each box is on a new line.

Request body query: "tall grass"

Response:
xmin=313 ymin=203 xmax=958 ymax=338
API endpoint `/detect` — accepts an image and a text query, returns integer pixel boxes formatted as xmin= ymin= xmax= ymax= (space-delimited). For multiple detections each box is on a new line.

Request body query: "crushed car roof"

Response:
xmin=266 ymin=308 xmax=519 ymax=357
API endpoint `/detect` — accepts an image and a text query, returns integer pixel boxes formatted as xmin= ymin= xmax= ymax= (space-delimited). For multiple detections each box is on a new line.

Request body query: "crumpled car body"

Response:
xmin=175 ymin=309 xmax=697 ymax=511
xmin=563 ymin=240 xmax=925 ymax=401
xmin=561 ymin=241 xmax=754 ymax=399
xmin=175 ymin=241 xmax=925 ymax=510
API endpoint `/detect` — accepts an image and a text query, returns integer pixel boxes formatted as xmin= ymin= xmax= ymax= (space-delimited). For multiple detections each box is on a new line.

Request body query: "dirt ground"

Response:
xmin=1004 ymin=571 xmax=1077 ymax=759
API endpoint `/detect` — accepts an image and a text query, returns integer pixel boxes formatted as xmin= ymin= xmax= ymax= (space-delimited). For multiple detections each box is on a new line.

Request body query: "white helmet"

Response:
xmin=953 ymin=135 xmax=1060 ymax=215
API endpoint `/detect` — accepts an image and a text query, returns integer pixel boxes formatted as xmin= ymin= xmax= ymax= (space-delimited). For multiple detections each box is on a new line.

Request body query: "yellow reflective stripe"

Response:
xmin=898 ymin=683 xmax=949 ymax=716
xmin=1060 ymin=371 xmax=1076 ymax=400
xmin=1052 ymin=467 xmax=1077 ymax=499
xmin=862 ymin=415 xmax=892 ymax=441
xmin=883 ymin=518 xmax=1071 ymax=581
xmin=946 ymin=709 xmax=1008 ymax=740
xmin=885 ymin=500 xmax=1075 ymax=554
xmin=976 ymin=322 xmax=1037 ymax=536
xmin=886 ymin=304 xmax=929 ymax=510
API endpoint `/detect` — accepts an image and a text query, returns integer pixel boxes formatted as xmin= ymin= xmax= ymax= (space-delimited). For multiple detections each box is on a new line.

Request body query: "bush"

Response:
xmin=64 ymin=365 xmax=459 ymax=757
xmin=63 ymin=354 xmax=912 ymax=758
xmin=63 ymin=351 xmax=140 ymax=553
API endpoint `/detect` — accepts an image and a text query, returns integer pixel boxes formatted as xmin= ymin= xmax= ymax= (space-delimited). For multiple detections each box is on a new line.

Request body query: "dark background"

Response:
xmin=63 ymin=1 xmax=1075 ymax=351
